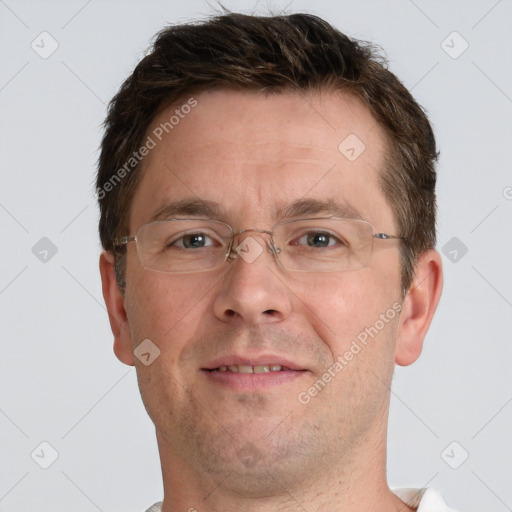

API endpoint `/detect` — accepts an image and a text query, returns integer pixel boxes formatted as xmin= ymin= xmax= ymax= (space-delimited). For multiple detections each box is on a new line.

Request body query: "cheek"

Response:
xmin=291 ymin=268 xmax=401 ymax=356
xmin=125 ymin=268 xmax=214 ymax=346
xmin=124 ymin=271 xmax=211 ymax=414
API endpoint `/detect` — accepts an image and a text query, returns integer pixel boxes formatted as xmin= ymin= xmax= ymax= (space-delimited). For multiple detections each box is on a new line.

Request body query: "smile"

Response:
xmin=209 ymin=364 xmax=291 ymax=373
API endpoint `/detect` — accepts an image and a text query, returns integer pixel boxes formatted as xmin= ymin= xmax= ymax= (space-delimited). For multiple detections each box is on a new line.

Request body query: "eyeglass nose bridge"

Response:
xmin=227 ymin=228 xmax=281 ymax=261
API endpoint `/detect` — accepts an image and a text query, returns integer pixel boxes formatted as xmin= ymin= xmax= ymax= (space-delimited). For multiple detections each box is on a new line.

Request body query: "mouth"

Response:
xmin=205 ymin=364 xmax=294 ymax=374
xmin=201 ymin=357 xmax=307 ymax=391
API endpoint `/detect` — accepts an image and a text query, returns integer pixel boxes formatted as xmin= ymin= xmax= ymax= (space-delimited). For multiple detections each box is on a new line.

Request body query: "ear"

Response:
xmin=99 ymin=251 xmax=134 ymax=366
xmin=395 ymin=249 xmax=443 ymax=366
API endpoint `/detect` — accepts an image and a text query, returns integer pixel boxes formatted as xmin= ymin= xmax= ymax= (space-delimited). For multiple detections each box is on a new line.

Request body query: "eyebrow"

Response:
xmin=276 ymin=198 xmax=364 ymax=221
xmin=150 ymin=198 xmax=365 ymax=223
xmin=151 ymin=199 xmax=222 ymax=222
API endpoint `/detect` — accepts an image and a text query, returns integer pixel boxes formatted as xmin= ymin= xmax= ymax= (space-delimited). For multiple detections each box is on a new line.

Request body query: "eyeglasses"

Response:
xmin=114 ymin=217 xmax=404 ymax=274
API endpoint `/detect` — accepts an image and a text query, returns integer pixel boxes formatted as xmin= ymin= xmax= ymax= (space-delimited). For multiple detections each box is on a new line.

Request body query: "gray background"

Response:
xmin=1 ymin=0 xmax=511 ymax=510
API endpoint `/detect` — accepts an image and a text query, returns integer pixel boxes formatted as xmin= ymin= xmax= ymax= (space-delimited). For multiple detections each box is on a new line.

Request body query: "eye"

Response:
xmin=167 ymin=231 xmax=217 ymax=249
xmin=293 ymin=231 xmax=348 ymax=248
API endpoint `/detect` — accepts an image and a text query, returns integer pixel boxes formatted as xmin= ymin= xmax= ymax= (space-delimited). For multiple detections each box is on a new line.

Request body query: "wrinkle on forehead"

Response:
xmin=168 ymin=140 xmax=334 ymax=164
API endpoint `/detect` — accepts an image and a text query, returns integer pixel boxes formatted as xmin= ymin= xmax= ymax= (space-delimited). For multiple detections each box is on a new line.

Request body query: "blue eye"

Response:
xmin=294 ymin=231 xmax=347 ymax=248
xmin=306 ymin=232 xmax=332 ymax=247
xmin=168 ymin=232 xmax=216 ymax=249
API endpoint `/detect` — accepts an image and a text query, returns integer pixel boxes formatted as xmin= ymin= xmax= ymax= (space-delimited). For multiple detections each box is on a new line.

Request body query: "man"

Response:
xmin=97 ymin=12 xmax=454 ymax=511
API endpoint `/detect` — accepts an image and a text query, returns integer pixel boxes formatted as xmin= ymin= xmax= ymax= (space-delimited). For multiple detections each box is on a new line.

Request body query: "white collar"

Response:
xmin=393 ymin=487 xmax=459 ymax=511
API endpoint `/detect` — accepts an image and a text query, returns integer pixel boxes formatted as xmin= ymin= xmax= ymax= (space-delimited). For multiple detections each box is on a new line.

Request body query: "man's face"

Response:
xmin=121 ymin=90 xmax=404 ymax=492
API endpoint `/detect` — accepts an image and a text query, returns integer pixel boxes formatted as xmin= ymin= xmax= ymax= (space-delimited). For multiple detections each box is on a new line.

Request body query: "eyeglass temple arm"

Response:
xmin=113 ymin=236 xmax=137 ymax=250
xmin=373 ymin=233 xmax=404 ymax=240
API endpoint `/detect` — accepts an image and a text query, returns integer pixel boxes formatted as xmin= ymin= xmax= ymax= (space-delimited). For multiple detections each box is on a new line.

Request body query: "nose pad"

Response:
xmin=228 ymin=230 xmax=280 ymax=266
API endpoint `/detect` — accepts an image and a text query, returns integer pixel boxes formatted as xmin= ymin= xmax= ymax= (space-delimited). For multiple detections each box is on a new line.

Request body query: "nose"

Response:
xmin=212 ymin=232 xmax=292 ymax=326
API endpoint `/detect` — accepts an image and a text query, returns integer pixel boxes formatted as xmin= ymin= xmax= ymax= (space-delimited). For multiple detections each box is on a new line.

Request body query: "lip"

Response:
xmin=201 ymin=355 xmax=308 ymax=391
xmin=202 ymin=355 xmax=306 ymax=372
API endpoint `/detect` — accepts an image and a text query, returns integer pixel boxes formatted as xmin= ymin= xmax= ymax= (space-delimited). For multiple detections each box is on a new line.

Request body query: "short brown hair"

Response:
xmin=97 ymin=12 xmax=438 ymax=295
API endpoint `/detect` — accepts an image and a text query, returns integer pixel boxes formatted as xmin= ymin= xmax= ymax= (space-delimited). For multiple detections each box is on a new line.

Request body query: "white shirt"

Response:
xmin=145 ymin=487 xmax=459 ymax=511
xmin=394 ymin=488 xmax=460 ymax=511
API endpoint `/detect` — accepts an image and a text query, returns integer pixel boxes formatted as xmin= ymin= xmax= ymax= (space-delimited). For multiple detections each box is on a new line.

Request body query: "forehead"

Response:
xmin=129 ymin=89 xmax=394 ymax=230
